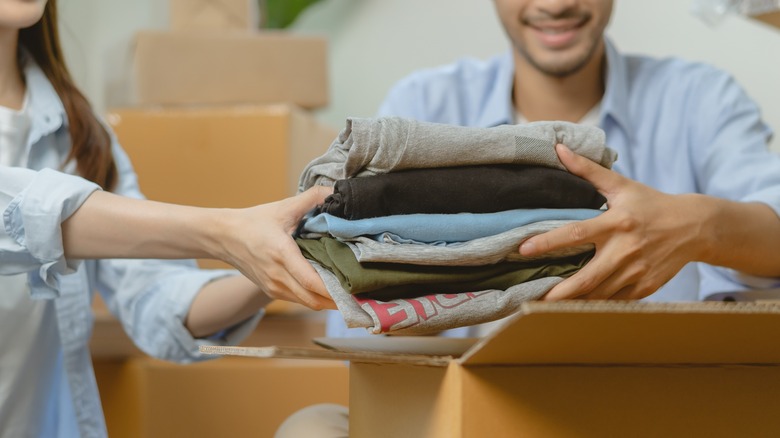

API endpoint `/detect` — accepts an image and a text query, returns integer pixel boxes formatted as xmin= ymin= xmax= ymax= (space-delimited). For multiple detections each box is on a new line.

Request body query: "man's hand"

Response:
xmin=220 ymin=186 xmax=337 ymax=310
xmin=519 ymin=144 xmax=707 ymax=301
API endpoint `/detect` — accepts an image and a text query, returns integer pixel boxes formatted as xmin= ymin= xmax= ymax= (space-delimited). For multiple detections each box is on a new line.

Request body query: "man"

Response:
xmin=353 ymin=0 xmax=780 ymax=311
xmin=324 ymin=0 xmax=780 ymax=342
xmin=278 ymin=0 xmax=780 ymax=434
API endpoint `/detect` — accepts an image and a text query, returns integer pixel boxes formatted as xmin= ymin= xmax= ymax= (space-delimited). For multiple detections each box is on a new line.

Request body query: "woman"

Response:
xmin=0 ymin=0 xmax=334 ymax=436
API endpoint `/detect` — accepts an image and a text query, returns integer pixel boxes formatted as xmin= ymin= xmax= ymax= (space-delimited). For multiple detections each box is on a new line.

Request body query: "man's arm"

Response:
xmin=519 ymin=144 xmax=780 ymax=301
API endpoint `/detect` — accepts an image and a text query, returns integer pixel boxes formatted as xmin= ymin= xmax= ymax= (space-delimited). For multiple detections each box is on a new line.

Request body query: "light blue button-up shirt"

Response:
xmin=0 ymin=58 xmax=262 ymax=437
xmin=327 ymin=37 xmax=780 ymax=338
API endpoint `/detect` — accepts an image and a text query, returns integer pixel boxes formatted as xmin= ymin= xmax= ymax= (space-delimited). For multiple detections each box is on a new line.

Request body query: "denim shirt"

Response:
xmin=0 ymin=59 xmax=262 ymax=437
xmin=327 ymin=37 xmax=780 ymax=339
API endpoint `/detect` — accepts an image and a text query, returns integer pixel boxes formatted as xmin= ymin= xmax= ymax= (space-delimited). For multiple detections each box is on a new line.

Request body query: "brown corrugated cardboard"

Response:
xmin=107 ymin=104 xmax=334 ymax=205
xmin=202 ymin=301 xmax=780 ymax=437
xmin=132 ymin=31 xmax=328 ymax=108
xmin=93 ymin=357 xmax=348 ymax=438
xmin=169 ymin=0 xmax=257 ymax=32
xmin=753 ymin=10 xmax=780 ymax=29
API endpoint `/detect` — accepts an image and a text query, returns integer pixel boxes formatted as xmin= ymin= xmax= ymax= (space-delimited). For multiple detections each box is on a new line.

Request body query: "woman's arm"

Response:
xmin=63 ymin=186 xmax=336 ymax=313
xmin=184 ymin=275 xmax=272 ymax=338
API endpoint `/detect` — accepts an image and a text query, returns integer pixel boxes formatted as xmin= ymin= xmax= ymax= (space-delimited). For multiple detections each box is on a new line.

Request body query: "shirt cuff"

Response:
xmin=163 ymin=269 xmax=266 ymax=361
xmin=742 ymin=187 xmax=780 ymax=219
xmin=4 ymin=169 xmax=100 ymax=299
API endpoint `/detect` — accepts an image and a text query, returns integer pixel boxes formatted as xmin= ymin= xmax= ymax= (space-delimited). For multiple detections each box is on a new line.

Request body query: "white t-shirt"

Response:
xmin=0 ymin=94 xmax=61 ymax=437
xmin=516 ymin=102 xmax=602 ymax=127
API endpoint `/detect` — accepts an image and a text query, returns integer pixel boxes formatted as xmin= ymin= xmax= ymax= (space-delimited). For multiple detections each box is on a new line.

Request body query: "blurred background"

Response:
xmin=67 ymin=1 xmax=779 ymax=436
xmin=59 ymin=0 xmax=780 ymax=149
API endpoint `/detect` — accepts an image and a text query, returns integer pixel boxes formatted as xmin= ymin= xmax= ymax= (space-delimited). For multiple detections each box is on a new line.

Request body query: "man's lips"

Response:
xmin=525 ymin=16 xmax=589 ymax=49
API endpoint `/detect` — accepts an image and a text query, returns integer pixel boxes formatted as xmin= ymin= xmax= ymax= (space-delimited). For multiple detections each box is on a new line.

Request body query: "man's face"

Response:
xmin=493 ymin=0 xmax=613 ymax=77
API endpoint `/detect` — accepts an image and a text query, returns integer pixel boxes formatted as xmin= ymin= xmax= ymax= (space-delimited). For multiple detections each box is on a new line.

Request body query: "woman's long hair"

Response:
xmin=18 ymin=0 xmax=117 ymax=191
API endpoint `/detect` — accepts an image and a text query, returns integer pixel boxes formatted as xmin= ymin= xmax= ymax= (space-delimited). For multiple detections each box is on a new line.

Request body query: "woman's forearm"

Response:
xmin=62 ymin=190 xmax=228 ymax=261
xmin=184 ymin=275 xmax=272 ymax=338
xmin=63 ymin=187 xmax=337 ymax=313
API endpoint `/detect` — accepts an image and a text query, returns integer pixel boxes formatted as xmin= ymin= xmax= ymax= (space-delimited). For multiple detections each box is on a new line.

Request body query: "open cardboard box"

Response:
xmin=202 ymin=300 xmax=780 ymax=437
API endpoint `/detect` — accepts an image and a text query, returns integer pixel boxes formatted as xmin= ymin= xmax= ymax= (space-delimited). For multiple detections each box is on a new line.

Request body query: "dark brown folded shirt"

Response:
xmin=320 ymin=164 xmax=606 ymax=220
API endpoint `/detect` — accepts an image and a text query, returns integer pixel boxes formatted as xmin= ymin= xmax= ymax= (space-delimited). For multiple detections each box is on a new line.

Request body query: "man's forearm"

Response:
xmin=698 ymin=196 xmax=780 ymax=277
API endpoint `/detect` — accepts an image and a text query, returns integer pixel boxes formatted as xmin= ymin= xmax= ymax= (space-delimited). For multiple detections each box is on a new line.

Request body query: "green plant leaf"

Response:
xmin=261 ymin=0 xmax=322 ymax=29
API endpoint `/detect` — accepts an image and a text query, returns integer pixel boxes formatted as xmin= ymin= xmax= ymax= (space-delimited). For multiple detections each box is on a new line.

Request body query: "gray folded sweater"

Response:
xmin=298 ymin=117 xmax=617 ymax=192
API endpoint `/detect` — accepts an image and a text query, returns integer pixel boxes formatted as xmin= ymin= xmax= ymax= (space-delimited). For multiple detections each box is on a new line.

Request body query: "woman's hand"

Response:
xmin=217 ymin=186 xmax=337 ymax=310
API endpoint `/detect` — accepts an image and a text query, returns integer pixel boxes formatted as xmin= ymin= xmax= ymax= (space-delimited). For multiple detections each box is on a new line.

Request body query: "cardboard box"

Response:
xmin=753 ymin=10 xmax=780 ymax=29
xmin=132 ymin=31 xmax=328 ymax=108
xmin=107 ymin=104 xmax=334 ymax=206
xmin=93 ymin=357 xmax=348 ymax=438
xmin=91 ymin=284 xmax=337 ymax=437
xmin=170 ymin=0 xmax=257 ymax=32
xmin=203 ymin=301 xmax=780 ymax=437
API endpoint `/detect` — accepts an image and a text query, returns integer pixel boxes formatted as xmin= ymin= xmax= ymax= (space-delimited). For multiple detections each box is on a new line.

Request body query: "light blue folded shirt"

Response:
xmin=301 ymin=208 xmax=602 ymax=243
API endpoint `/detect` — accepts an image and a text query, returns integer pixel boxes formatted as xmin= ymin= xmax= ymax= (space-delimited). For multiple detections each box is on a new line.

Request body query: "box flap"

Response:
xmin=313 ymin=336 xmax=478 ymax=357
xmin=199 ymin=345 xmax=454 ymax=367
xmin=459 ymin=301 xmax=780 ymax=366
xmin=202 ymin=301 xmax=780 ymax=367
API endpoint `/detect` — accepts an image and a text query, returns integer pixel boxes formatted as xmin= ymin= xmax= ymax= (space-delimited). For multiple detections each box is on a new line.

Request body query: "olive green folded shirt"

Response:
xmin=296 ymin=236 xmax=592 ymax=300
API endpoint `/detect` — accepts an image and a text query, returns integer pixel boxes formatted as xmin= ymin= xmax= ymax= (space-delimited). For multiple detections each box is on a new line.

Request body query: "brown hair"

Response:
xmin=19 ymin=0 xmax=117 ymax=191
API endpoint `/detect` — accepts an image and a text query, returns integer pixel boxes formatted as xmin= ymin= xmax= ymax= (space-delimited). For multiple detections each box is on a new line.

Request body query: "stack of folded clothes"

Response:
xmin=295 ymin=117 xmax=617 ymax=335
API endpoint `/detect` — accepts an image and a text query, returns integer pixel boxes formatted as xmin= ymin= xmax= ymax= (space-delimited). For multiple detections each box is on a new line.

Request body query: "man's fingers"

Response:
xmin=541 ymin=255 xmax=612 ymax=301
xmin=556 ymin=144 xmax=622 ymax=196
xmin=520 ymin=216 xmax=608 ymax=256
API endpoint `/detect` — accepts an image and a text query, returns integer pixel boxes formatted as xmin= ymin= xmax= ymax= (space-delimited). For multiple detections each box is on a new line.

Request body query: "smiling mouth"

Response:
xmin=525 ymin=15 xmax=590 ymax=34
xmin=523 ymin=15 xmax=590 ymax=48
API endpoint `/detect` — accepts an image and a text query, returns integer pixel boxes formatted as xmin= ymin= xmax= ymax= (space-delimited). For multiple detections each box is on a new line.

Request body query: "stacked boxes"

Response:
xmin=132 ymin=31 xmax=327 ymax=108
xmin=169 ymin=0 xmax=258 ymax=32
xmin=93 ymin=1 xmax=346 ymax=435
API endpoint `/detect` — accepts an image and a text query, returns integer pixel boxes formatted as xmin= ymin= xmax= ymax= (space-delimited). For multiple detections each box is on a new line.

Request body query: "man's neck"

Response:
xmin=513 ymin=48 xmax=605 ymax=123
xmin=0 ymin=29 xmax=25 ymax=110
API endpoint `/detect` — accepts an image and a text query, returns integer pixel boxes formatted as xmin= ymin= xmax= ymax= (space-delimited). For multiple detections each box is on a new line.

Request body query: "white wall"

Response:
xmin=59 ymin=0 xmax=780 ymax=150
xmin=58 ymin=0 xmax=168 ymax=112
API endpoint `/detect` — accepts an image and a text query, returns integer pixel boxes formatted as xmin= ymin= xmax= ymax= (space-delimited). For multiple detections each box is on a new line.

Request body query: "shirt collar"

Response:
xmin=600 ymin=37 xmax=632 ymax=134
xmin=478 ymin=38 xmax=632 ymax=133
xmin=475 ymin=50 xmax=516 ymax=128
xmin=22 ymin=52 xmax=67 ymax=146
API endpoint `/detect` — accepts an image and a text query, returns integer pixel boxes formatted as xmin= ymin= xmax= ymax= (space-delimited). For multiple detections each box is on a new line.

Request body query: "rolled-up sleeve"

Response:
xmin=692 ymin=69 xmax=780 ymax=296
xmin=96 ymin=258 xmax=263 ymax=362
xmin=1 ymin=166 xmax=100 ymax=298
